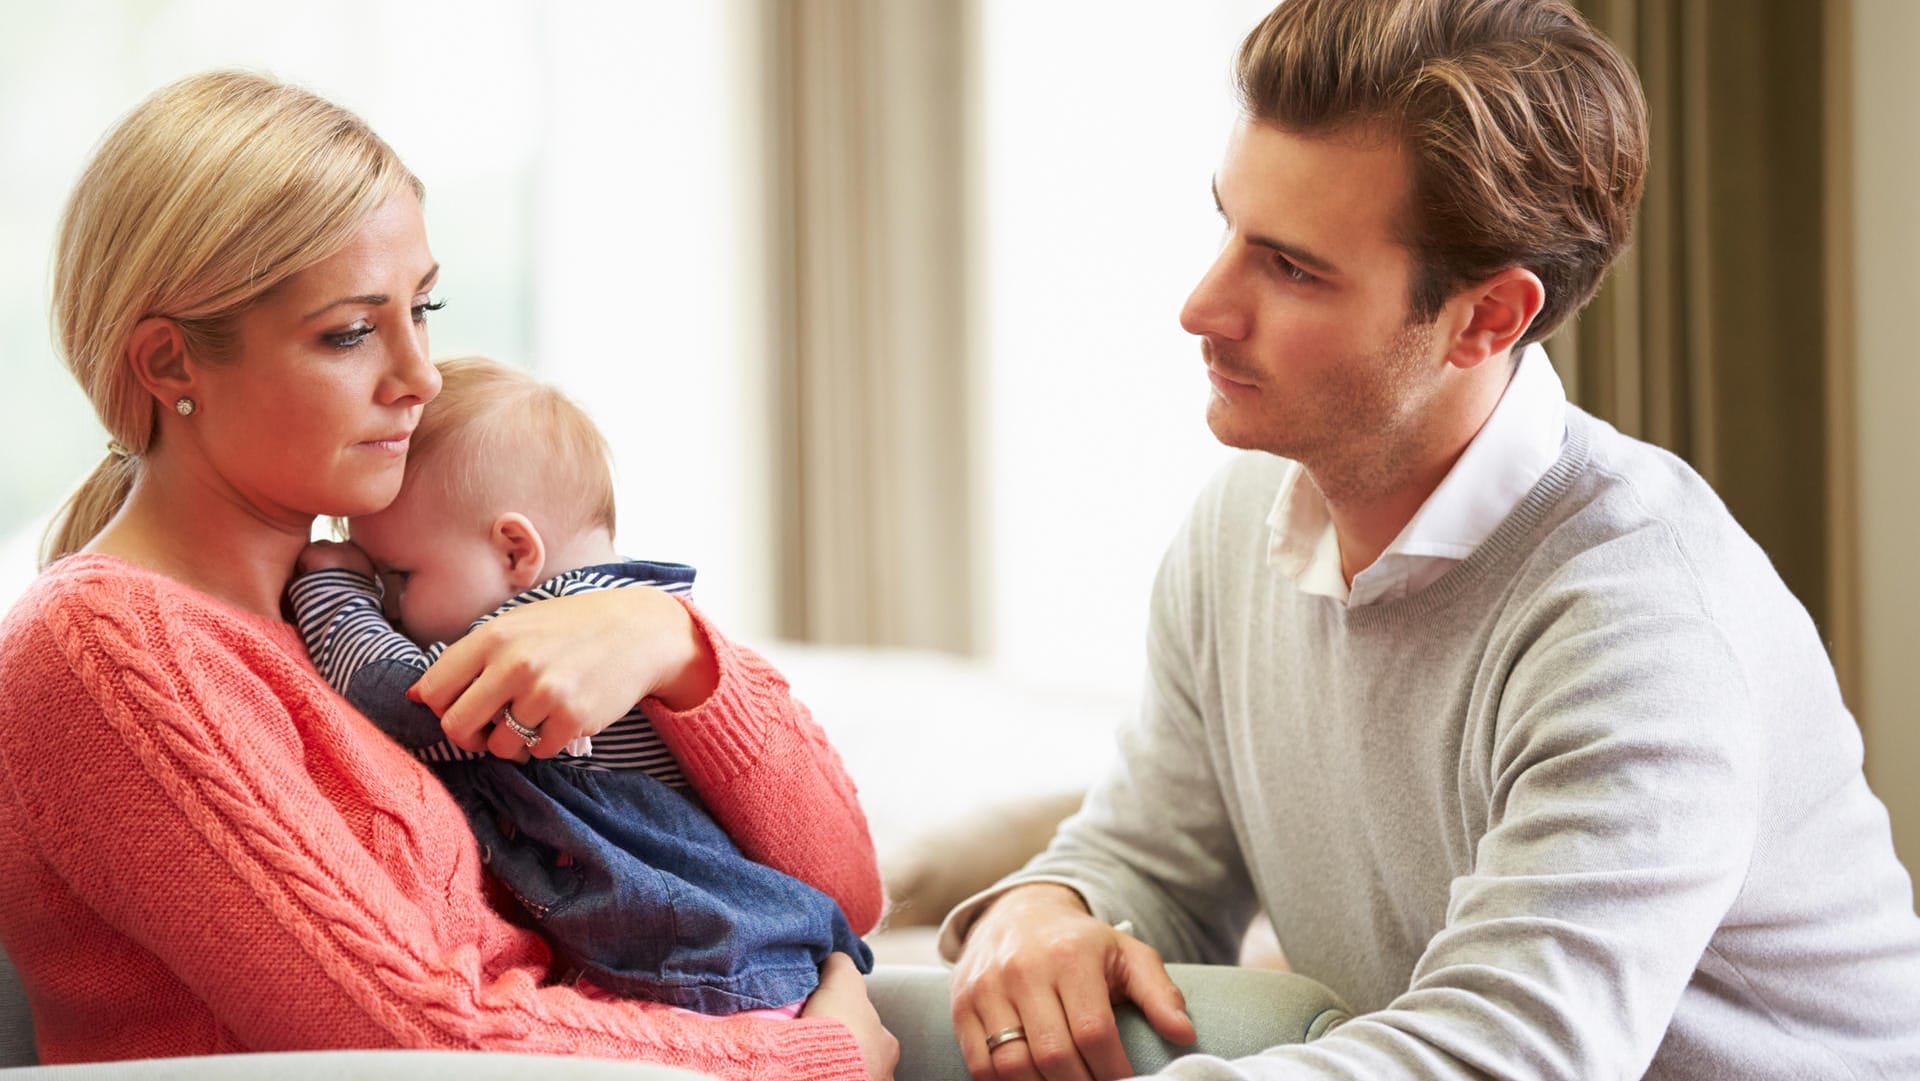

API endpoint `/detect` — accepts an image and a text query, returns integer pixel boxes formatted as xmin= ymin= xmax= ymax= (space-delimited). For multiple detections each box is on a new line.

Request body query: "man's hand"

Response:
xmin=950 ymin=884 xmax=1194 ymax=1081
xmin=296 ymin=539 xmax=374 ymax=577
xmin=802 ymin=952 xmax=899 ymax=1081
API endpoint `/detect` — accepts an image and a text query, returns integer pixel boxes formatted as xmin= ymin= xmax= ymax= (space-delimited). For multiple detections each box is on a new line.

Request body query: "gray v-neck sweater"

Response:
xmin=1012 ymin=407 xmax=1920 ymax=1079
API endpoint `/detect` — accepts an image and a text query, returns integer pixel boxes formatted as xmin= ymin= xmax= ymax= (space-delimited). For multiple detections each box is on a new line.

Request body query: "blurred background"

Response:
xmin=1 ymin=1 xmax=1914 ymax=889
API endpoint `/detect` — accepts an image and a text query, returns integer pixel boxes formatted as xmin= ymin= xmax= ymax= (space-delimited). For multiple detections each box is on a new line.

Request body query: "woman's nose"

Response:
xmin=386 ymin=319 xmax=440 ymax=405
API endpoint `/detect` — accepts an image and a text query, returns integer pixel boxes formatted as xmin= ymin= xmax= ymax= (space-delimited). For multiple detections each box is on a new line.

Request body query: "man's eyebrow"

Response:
xmin=303 ymin=264 xmax=441 ymax=321
xmin=1210 ymin=178 xmax=1340 ymax=277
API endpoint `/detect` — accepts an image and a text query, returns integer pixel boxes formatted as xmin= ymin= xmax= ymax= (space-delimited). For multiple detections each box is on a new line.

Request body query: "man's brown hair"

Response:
xmin=1236 ymin=0 xmax=1647 ymax=345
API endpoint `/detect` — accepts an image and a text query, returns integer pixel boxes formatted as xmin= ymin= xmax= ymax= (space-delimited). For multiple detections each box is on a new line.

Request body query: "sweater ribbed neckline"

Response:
xmin=1341 ymin=406 xmax=1596 ymax=627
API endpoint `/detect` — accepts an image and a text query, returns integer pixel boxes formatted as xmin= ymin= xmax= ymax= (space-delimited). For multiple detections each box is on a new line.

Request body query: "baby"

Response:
xmin=288 ymin=356 xmax=871 ymax=1016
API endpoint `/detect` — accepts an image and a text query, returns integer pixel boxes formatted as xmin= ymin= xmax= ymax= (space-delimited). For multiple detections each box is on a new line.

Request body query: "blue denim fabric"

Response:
xmin=451 ymin=760 xmax=873 ymax=1013
xmin=348 ymin=660 xmax=446 ymax=750
xmin=344 ymin=666 xmax=873 ymax=1014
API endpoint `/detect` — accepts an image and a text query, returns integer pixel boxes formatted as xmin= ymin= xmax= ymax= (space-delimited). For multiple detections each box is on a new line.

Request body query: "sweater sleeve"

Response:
xmin=640 ymin=597 xmax=885 ymax=936
xmin=0 ymin=575 xmax=865 ymax=1078
xmin=938 ymin=501 xmax=1263 ymax=965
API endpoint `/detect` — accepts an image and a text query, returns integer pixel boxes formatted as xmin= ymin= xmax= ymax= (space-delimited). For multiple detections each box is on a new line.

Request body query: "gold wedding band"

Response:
xmin=985 ymin=1025 xmax=1027 ymax=1052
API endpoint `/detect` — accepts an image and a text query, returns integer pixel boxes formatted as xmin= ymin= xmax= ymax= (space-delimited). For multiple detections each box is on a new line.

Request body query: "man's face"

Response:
xmin=1180 ymin=116 xmax=1449 ymax=495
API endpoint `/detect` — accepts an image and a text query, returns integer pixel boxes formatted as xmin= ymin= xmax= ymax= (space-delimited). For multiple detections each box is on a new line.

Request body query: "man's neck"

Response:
xmin=1323 ymin=456 xmax=1456 ymax=583
xmin=1316 ymin=359 xmax=1517 ymax=584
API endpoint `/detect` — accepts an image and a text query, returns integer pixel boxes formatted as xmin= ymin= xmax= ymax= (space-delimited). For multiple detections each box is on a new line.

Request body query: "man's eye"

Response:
xmin=1276 ymin=255 xmax=1316 ymax=284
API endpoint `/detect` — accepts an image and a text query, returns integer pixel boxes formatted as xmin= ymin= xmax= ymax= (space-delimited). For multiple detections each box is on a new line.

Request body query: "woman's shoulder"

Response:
xmin=0 ymin=556 xmax=157 ymax=696
xmin=0 ymin=554 xmax=290 ymax=693
xmin=4 ymin=553 xmax=180 ymax=644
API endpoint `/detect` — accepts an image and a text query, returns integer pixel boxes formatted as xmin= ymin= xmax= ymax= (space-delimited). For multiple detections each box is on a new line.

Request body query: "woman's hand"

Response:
xmin=802 ymin=952 xmax=899 ymax=1081
xmin=410 ymin=587 xmax=719 ymax=761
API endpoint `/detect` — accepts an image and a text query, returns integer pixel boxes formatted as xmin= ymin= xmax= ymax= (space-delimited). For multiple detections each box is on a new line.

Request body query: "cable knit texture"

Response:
xmin=0 ymin=554 xmax=878 ymax=1076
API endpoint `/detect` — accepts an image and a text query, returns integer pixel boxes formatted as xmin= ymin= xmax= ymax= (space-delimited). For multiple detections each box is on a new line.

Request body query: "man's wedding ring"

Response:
xmin=985 ymin=1026 xmax=1027 ymax=1052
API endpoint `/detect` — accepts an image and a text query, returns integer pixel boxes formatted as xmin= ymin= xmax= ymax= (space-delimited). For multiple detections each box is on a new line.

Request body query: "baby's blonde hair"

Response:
xmin=400 ymin=356 xmax=617 ymax=540
xmin=42 ymin=69 xmax=421 ymax=567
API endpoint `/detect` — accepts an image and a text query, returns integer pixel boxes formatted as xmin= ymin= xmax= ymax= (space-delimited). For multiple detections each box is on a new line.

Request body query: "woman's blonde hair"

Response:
xmin=40 ymin=69 xmax=422 ymax=567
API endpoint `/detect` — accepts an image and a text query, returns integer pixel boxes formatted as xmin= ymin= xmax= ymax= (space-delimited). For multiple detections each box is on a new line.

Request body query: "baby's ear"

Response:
xmin=491 ymin=513 xmax=547 ymax=591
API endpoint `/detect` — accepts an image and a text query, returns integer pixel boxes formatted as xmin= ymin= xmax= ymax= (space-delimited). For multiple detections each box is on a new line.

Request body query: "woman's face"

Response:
xmin=187 ymin=192 xmax=443 ymax=529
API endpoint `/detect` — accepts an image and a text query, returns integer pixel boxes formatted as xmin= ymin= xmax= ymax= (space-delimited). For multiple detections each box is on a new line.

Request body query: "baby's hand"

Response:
xmin=297 ymin=539 xmax=375 ymax=578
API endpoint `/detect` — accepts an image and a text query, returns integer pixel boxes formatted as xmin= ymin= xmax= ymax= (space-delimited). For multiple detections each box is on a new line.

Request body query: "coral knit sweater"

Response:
xmin=0 ymin=554 xmax=882 ymax=1077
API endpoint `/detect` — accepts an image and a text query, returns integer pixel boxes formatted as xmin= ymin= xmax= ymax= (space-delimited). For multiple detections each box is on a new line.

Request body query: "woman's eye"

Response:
xmin=325 ymin=323 xmax=374 ymax=349
xmin=411 ymin=298 xmax=446 ymax=324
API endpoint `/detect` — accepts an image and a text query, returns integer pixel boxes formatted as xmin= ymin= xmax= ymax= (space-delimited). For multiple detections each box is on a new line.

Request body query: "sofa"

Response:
xmin=0 ymin=948 xmax=1348 ymax=1078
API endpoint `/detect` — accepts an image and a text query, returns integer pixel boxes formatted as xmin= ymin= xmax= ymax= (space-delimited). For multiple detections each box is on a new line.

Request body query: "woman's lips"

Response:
xmin=357 ymin=433 xmax=411 ymax=455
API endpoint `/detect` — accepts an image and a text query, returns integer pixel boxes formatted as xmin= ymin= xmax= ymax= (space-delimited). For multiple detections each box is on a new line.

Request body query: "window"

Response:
xmin=0 ymin=1 xmax=771 ymax=631
xmin=976 ymin=0 xmax=1273 ymax=695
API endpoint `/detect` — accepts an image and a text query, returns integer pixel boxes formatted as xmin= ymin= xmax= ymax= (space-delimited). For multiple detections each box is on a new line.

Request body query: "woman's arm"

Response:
xmin=641 ymin=598 xmax=884 ymax=934
xmin=412 ymin=589 xmax=884 ymax=934
xmin=0 ymin=577 xmax=869 ymax=1077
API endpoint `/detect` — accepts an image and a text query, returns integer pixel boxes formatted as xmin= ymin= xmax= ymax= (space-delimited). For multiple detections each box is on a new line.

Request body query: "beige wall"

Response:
xmin=1850 ymin=0 xmax=1920 ymax=886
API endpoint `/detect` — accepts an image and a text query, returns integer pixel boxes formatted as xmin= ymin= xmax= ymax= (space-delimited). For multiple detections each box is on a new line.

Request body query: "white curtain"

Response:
xmin=758 ymin=0 xmax=978 ymax=653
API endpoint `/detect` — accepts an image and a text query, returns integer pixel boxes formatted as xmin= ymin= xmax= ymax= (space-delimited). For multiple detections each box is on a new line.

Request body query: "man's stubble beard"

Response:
xmin=1209 ymin=317 xmax=1442 ymax=507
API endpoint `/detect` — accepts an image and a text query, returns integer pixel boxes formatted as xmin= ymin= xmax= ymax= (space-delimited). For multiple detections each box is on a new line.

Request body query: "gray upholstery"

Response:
xmin=0 ymin=951 xmax=1347 ymax=1078
xmin=0 ymin=954 xmax=31 ymax=1069
xmin=872 ymin=964 xmax=1349 ymax=1080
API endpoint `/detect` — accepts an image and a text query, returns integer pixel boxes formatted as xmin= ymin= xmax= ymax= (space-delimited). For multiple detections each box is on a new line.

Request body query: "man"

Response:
xmin=942 ymin=1 xmax=1920 ymax=1079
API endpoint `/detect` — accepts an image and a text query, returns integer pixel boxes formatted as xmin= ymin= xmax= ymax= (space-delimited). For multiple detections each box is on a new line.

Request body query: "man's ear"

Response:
xmin=126 ymin=317 xmax=194 ymax=406
xmin=491 ymin=513 xmax=547 ymax=591
xmin=1443 ymin=267 xmax=1545 ymax=371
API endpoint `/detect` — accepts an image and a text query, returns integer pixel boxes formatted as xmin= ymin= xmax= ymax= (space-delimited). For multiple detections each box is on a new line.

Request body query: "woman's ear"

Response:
xmin=126 ymin=317 xmax=194 ymax=405
xmin=1444 ymin=267 xmax=1545 ymax=371
xmin=491 ymin=513 xmax=547 ymax=591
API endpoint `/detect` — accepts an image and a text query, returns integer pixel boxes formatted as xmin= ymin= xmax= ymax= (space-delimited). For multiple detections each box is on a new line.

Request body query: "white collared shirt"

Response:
xmin=1266 ymin=343 xmax=1568 ymax=607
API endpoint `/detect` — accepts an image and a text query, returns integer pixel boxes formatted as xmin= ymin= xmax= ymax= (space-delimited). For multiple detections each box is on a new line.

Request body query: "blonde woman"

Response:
xmin=0 ymin=71 xmax=894 ymax=1080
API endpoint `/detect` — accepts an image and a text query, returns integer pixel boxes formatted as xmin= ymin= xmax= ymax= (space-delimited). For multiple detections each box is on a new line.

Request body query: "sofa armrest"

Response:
xmin=870 ymin=964 xmax=1350 ymax=1081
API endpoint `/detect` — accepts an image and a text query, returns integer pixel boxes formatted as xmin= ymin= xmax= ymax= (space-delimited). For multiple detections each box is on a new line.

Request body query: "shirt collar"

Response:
xmin=1265 ymin=343 xmax=1568 ymax=605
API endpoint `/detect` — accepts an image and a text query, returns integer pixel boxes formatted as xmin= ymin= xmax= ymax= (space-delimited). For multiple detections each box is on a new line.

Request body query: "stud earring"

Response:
xmin=174 ymin=397 xmax=196 ymax=417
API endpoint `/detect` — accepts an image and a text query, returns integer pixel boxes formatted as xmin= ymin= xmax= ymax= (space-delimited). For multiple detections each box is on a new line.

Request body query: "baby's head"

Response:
xmin=348 ymin=356 xmax=617 ymax=645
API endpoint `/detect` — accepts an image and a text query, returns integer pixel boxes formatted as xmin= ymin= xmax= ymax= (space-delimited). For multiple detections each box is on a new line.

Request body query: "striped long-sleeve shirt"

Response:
xmin=289 ymin=560 xmax=698 ymax=785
